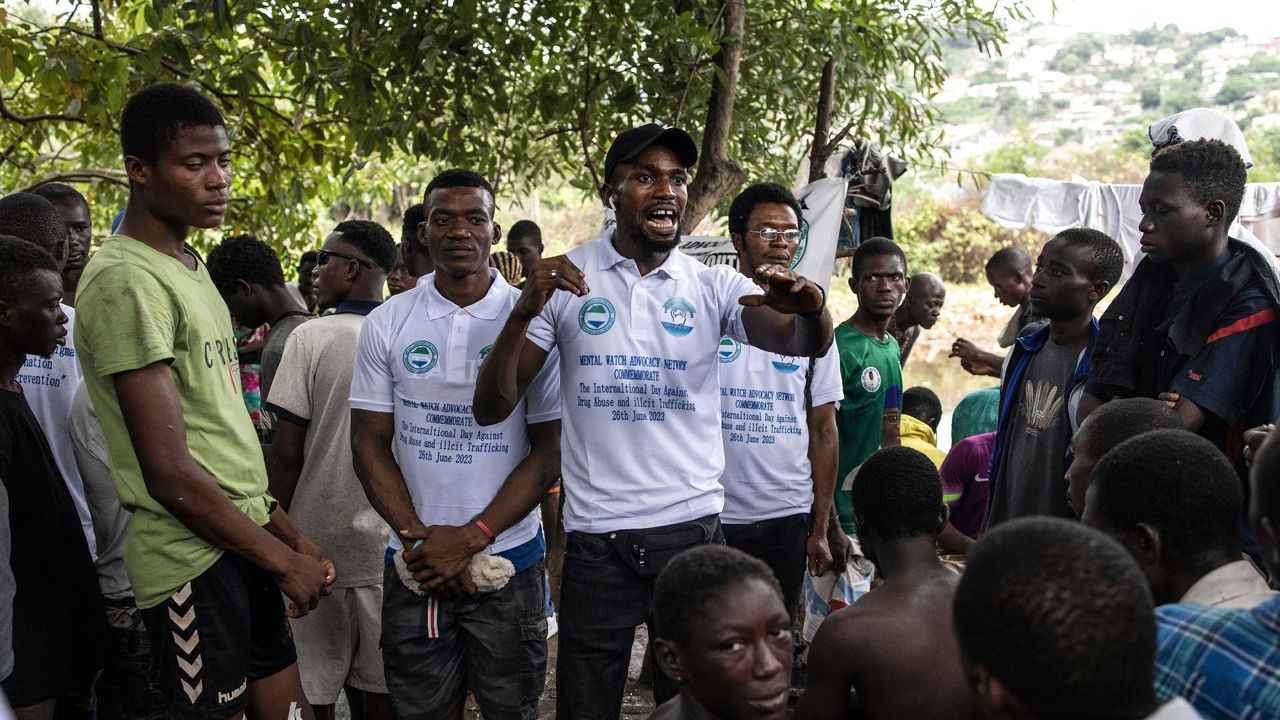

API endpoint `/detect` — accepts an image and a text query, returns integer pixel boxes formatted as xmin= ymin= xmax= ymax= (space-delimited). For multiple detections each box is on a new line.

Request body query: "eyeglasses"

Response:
xmin=316 ymin=249 xmax=372 ymax=270
xmin=749 ymin=228 xmax=802 ymax=243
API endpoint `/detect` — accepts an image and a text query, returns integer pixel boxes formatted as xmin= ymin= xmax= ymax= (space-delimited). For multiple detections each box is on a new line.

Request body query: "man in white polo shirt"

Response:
xmin=716 ymin=182 xmax=846 ymax=620
xmin=349 ymin=169 xmax=561 ymax=720
xmin=473 ymin=125 xmax=834 ymax=719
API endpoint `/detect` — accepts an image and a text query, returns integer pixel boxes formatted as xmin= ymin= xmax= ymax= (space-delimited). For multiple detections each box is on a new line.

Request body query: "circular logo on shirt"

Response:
xmin=717 ymin=336 xmax=742 ymax=364
xmin=402 ymin=340 xmax=439 ymax=374
xmin=661 ymin=297 xmax=696 ymax=337
xmin=476 ymin=344 xmax=493 ymax=370
xmin=790 ymin=218 xmax=811 ymax=270
xmin=860 ymin=366 xmax=881 ymax=393
xmin=578 ymin=298 xmax=616 ymax=335
xmin=772 ymin=355 xmax=801 ymax=374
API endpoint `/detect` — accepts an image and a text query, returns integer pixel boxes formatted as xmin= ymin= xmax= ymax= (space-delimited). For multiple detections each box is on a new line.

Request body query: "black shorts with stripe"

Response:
xmin=141 ymin=552 xmax=297 ymax=718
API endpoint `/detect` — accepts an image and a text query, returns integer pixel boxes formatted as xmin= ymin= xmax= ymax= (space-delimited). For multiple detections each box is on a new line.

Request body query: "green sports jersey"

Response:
xmin=76 ymin=235 xmax=272 ymax=608
xmin=833 ymin=322 xmax=903 ymax=534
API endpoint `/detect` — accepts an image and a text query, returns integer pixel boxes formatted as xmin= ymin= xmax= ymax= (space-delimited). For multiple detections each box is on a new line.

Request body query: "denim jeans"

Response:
xmin=555 ymin=516 xmax=722 ymax=720
xmin=723 ymin=512 xmax=810 ymax=619
xmin=95 ymin=602 xmax=165 ymax=720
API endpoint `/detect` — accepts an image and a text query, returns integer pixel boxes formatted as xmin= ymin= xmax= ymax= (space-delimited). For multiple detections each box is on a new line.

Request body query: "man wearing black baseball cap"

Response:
xmin=474 ymin=123 xmax=834 ymax=719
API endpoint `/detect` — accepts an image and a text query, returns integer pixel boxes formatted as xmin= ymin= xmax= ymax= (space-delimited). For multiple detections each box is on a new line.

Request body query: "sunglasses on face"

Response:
xmin=316 ymin=249 xmax=372 ymax=269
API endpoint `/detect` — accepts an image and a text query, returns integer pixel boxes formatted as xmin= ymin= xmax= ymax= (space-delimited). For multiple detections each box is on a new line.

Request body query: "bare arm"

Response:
xmin=114 ymin=362 xmax=329 ymax=616
xmin=265 ymin=418 xmax=307 ymax=511
xmin=806 ymin=402 xmax=837 ymax=576
xmin=793 ymin=615 xmax=861 ymax=720
xmin=950 ymin=339 xmax=1003 ymax=378
xmin=350 ymin=408 xmax=426 ymax=540
xmin=740 ymin=265 xmax=833 ymax=357
xmin=473 ymin=255 xmax=584 ymax=425
xmin=408 ymin=420 xmax=563 ymax=594
xmin=937 ymin=521 xmax=976 ymax=556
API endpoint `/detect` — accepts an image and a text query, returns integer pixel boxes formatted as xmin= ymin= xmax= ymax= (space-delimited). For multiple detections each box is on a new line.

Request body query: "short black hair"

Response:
xmin=31 ymin=183 xmax=89 ymax=210
xmin=508 ymin=219 xmax=543 ymax=245
xmin=0 ymin=192 xmax=66 ymax=255
xmin=653 ymin=545 xmax=782 ymax=648
xmin=423 ymin=169 xmax=495 ymax=215
xmin=299 ymin=250 xmax=318 ymax=266
xmin=402 ymin=203 xmax=425 ymax=247
xmin=1151 ymin=139 xmax=1248 ymax=225
xmin=954 ymin=518 xmax=1156 ymax=720
xmin=120 ymin=83 xmax=225 ymax=164
xmin=985 ymin=247 xmax=1032 ymax=274
xmin=1078 ymin=398 xmax=1182 ymax=461
xmin=1090 ymin=429 xmax=1242 ymax=563
xmin=0 ymin=233 xmax=59 ymax=303
xmin=333 ymin=220 xmax=397 ymax=274
xmin=852 ymin=237 xmax=907 ymax=278
xmin=851 ymin=446 xmax=942 ymax=540
xmin=206 ymin=234 xmax=286 ymax=294
xmin=727 ymin=183 xmax=803 ymax=239
xmin=1052 ymin=228 xmax=1123 ymax=289
xmin=902 ymin=387 xmax=943 ymax=431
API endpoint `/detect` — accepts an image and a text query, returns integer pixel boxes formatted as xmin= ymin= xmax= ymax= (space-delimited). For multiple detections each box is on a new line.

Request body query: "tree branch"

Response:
xmin=19 ymin=169 xmax=128 ymax=191
xmin=808 ymin=57 xmax=836 ymax=184
xmin=683 ymin=0 xmax=746 ymax=230
xmin=0 ymin=95 xmax=85 ymax=125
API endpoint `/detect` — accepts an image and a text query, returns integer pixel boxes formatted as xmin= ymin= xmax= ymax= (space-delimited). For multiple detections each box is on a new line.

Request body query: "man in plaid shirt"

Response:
xmin=1153 ymin=428 xmax=1280 ymax=719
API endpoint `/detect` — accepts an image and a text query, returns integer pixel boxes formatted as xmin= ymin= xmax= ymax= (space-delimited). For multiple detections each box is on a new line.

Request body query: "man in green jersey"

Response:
xmin=75 ymin=83 xmax=332 ymax=720
xmin=834 ymin=238 xmax=907 ymax=534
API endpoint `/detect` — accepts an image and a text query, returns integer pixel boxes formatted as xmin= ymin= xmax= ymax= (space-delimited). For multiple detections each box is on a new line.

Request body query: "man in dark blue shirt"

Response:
xmin=1085 ymin=139 xmax=1280 ymax=463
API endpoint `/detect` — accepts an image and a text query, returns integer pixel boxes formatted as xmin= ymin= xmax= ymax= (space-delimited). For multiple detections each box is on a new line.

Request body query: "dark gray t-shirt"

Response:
xmin=989 ymin=339 xmax=1080 ymax=526
xmin=260 ymin=313 xmax=311 ymax=402
xmin=0 ymin=481 xmax=12 ymax=682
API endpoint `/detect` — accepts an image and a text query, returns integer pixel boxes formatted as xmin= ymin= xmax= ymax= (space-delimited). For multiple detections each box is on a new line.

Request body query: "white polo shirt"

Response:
xmin=350 ymin=269 xmax=560 ymax=554
xmin=526 ymin=230 xmax=756 ymax=533
xmin=716 ymin=329 xmax=842 ymax=523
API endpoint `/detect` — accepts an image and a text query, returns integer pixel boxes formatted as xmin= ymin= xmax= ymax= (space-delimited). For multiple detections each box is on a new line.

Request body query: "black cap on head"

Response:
xmin=603 ymin=124 xmax=698 ymax=185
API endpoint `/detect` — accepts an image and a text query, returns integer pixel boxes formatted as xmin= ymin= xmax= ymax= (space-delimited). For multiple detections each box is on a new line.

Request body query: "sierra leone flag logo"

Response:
xmin=578 ymin=298 xmax=616 ymax=335
xmin=476 ymin=344 xmax=493 ymax=370
xmin=717 ymin=336 xmax=742 ymax=364
xmin=402 ymin=340 xmax=439 ymax=374
xmin=790 ymin=218 xmax=810 ymax=270
xmin=772 ymin=355 xmax=801 ymax=374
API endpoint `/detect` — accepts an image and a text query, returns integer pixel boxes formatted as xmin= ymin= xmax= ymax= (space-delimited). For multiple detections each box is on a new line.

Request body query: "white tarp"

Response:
xmin=679 ymin=177 xmax=850 ymax=292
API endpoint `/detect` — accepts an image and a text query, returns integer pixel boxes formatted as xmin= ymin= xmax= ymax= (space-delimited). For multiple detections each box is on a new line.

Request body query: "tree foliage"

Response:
xmin=1 ymin=0 xmax=1023 ymax=254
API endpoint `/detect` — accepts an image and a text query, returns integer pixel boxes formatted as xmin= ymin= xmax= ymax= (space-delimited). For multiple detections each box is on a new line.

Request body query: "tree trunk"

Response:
xmin=683 ymin=0 xmax=745 ymax=231
xmin=808 ymin=57 xmax=836 ymax=183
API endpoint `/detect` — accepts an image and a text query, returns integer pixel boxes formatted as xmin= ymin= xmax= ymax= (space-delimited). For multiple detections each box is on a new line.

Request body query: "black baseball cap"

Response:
xmin=603 ymin=124 xmax=698 ymax=185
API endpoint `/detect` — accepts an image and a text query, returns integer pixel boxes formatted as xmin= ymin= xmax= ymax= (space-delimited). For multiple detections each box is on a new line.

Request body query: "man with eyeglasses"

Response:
xmin=715 ymin=183 xmax=848 ymax=621
xmin=473 ymin=124 xmax=833 ymax=719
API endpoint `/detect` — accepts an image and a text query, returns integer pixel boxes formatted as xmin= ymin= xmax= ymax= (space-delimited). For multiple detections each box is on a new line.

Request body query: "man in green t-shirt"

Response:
xmin=834 ymin=238 xmax=907 ymax=534
xmin=75 ymin=83 xmax=331 ymax=720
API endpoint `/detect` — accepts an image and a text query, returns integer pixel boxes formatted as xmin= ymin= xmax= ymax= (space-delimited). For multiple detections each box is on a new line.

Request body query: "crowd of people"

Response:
xmin=1 ymin=81 xmax=1278 ymax=720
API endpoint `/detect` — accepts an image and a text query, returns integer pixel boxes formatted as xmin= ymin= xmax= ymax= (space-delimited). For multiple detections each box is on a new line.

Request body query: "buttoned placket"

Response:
xmin=448 ymin=311 xmax=470 ymax=384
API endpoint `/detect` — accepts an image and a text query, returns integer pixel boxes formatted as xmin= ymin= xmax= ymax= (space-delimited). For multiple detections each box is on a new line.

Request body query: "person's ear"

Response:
xmin=730 ymin=233 xmax=745 ymax=254
xmin=937 ymin=502 xmax=951 ymax=536
xmin=492 ymin=221 xmax=503 ymax=248
xmin=653 ymin=638 xmax=685 ymax=684
xmin=903 ymin=275 xmax=912 ymax=294
xmin=1134 ymin=522 xmax=1164 ymax=566
xmin=599 ymin=184 xmax=616 ymax=210
xmin=0 ymin=299 xmax=10 ymax=328
xmin=1258 ymin=514 xmax=1280 ymax=578
xmin=972 ymin=664 xmax=1027 ymax=720
xmin=123 ymin=155 xmax=149 ymax=186
xmin=1089 ymin=280 xmax=1111 ymax=303
xmin=848 ymin=276 xmax=858 ymax=293
xmin=1206 ymin=199 xmax=1226 ymax=227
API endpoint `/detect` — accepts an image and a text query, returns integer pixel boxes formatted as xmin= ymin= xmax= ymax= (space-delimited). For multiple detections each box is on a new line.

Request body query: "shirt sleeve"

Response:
xmin=1169 ymin=288 xmax=1277 ymax=425
xmin=264 ymin=330 xmax=314 ymax=426
xmin=76 ymin=265 xmax=177 ymax=376
xmin=809 ymin=347 xmax=844 ymax=407
xmin=708 ymin=265 xmax=753 ymax=344
xmin=524 ymin=346 xmax=562 ymax=424
xmin=349 ymin=311 xmax=395 ymax=413
xmin=939 ymin=441 xmax=975 ymax=505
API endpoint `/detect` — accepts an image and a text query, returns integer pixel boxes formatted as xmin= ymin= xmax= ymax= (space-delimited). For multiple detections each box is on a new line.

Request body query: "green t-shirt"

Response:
xmin=833 ymin=323 xmax=903 ymax=534
xmin=75 ymin=235 xmax=272 ymax=609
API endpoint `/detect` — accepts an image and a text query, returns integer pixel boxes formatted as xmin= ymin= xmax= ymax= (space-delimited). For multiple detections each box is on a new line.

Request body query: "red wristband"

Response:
xmin=472 ymin=518 xmax=497 ymax=545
